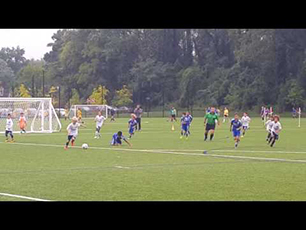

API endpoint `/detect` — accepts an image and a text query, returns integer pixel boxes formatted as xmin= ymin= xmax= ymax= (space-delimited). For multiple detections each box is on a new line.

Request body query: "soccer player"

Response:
xmin=292 ymin=107 xmax=297 ymax=118
xmin=264 ymin=107 xmax=269 ymax=121
xmin=77 ymin=108 xmax=82 ymax=123
xmin=64 ymin=108 xmax=69 ymax=121
xmin=134 ymin=105 xmax=143 ymax=131
xmin=223 ymin=107 xmax=229 ymax=123
xmin=18 ymin=112 xmax=27 ymax=134
xmin=268 ymin=115 xmax=282 ymax=147
xmin=180 ymin=112 xmax=189 ymax=139
xmin=230 ymin=114 xmax=243 ymax=149
xmin=204 ymin=107 xmax=219 ymax=141
xmin=269 ymin=107 xmax=273 ymax=116
xmin=186 ymin=112 xmax=193 ymax=135
xmin=110 ymin=108 xmax=116 ymax=122
xmin=94 ymin=111 xmax=106 ymax=139
xmin=5 ymin=114 xmax=14 ymax=142
xmin=265 ymin=115 xmax=274 ymax=142
xmin=128 ymin=114 xmax=137 ymax=138
xmin=169 ymin=106 xmax=177 ymax=131
xmin=260 ymin=106 xmax=265 ymax=121
xmin=170 ymin=107 xmax=177 ymax=122
xmin=110 ymin=131 xmax=132 ymax=147
xmin=241 ymin=112 xmax=251 ymax=137
xmin=65 ymin=116 xmax=85 ymax=150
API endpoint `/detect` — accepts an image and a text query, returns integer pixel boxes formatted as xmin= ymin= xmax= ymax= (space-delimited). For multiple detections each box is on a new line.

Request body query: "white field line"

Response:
xmin=0 ymin=192 xmax=51 ymax=201
xmin=23 ymin=131 xmax=177 ymax=136
xmin=2 ymin=141 xmax=306 ymax=164
xmin=114 ymin=166 xmax=131 ymax=169
xmin=157 ymin=149 xmax=306 ymax=154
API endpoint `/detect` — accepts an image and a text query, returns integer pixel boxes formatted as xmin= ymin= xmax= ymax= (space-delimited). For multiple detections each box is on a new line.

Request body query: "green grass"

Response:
xmin=0 ymin=116 xmax=306 ymax=201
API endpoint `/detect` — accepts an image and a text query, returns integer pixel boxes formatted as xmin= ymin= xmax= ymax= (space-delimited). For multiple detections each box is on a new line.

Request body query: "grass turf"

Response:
xmin=0 ymin=116 xmax=305 ymax=201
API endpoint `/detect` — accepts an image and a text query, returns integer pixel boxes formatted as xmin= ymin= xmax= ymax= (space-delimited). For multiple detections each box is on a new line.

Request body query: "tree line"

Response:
xmin=1 ymin=29 xmax=306 ymax=112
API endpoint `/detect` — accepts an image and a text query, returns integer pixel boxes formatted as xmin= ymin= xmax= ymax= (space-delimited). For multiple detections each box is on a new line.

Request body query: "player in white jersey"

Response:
xmin=5 ymin=114 xmax=14 ymax=142
xmin=94 ymin=111 xmax=106 ymax=139
xmin=265 ymin=115 xmax=274 ymax=142
xmin=64 ymin=116 xmax=86 ymax=149
xmin=267 ymin=115 xmax=282 ymax=147
xmin=241 ymin=112 xmax=251 ymax=137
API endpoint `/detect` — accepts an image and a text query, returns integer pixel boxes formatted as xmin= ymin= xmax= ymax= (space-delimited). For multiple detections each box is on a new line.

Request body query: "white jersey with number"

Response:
xmin=265 ymin=120 xmax=274 ymax=132
xmin=95 ymin=115 xmax=105 ymax=128
xmin=6 ymin=118 xmax=13 ymax=131
xmin=241 ymin=116 xmax=251 ymax=127
xmin=67 ymin=123 xmax=81 ymax=137
xmin=271 ymin=121 xmax=282 ymax=134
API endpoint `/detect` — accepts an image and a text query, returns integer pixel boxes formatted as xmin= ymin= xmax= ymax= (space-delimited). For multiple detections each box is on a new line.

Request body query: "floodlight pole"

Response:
xmin=42 ymin=69 xmax=45 ymax=97
xmin=57 ymin=86 xmax=61 ymax=119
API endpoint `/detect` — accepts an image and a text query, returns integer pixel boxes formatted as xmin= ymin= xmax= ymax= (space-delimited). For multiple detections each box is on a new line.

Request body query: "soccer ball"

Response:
xmin=82 ymin=143 xmax=89 ymax=149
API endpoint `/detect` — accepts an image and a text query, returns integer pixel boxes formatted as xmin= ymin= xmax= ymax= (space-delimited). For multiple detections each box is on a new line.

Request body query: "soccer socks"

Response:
xmin=210 ymin=133 xmax=214 ymax=141
xmin=268 ymin=136 xmax=273 ymax=144
xmin=204 ymin=132 xmax=208 ymax=141
xmin=266 ymin=133 xmax=271 ymax=141
xmin=270 ymin=138 xmax=276 ymax=147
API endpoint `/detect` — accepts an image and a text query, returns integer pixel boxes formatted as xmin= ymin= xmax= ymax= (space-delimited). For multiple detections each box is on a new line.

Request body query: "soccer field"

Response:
xmin=0 ymin=116 xmax=306 ymax=201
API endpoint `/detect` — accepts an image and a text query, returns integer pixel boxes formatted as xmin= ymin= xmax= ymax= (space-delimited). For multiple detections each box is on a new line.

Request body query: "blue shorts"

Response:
xmin=129 ymin=127 xmax=135 ymax=134
xmin=242 ymin=126 xmax=248 ymax=130
xmin=233 ymin=130 xmax=241 ymax=137
xmin=181 ymin=124 xmax=188 ymax=132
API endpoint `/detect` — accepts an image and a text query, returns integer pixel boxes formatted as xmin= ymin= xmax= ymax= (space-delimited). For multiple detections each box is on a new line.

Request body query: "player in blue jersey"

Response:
xmin=180 ymin=112 xmax=189 ymax=139
xmin=186 ymin=112 xmax=193 ymax=135
xmin=110 ymin=131 xmax=132 ymax=147
xmin=128 ymin=114 xmax=138 ymax=138
xmin=230 ymin=113 xmax=243 ymax=149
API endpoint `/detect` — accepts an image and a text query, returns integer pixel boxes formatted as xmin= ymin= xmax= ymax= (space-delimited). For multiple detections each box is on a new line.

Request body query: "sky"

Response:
xmin=0 ymin=29 xmax=61 ymax=60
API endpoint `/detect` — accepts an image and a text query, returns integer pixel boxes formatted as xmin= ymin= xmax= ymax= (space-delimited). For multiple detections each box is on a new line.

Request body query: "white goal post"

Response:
xmin=0 ymin=98 xmax=62 ymax=133
xmin=69 ymin=104 xmax=112 ymax=119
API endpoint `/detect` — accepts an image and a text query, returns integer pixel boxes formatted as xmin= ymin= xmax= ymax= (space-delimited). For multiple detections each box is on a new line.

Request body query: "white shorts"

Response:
xmin=96 ymin=123 xmax=103 ymax=129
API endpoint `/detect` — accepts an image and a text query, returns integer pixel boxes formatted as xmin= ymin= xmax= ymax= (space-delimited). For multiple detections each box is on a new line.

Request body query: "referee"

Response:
xmin=204 ymin=107 xmax=220 ymax=141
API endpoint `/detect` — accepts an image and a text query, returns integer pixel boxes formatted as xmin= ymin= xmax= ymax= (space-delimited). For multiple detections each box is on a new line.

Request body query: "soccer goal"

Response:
xmin=0 ymin=98 xmax=62 ymax=134
xmin=69 ymin=104 xmax=111 ymax=119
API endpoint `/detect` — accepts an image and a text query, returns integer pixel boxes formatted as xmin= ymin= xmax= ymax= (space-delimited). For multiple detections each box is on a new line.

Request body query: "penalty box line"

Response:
xmin=0 ymin=192 xmax=51 ymax=201
xmin=2 ymin=141 xmax=306 ymax=164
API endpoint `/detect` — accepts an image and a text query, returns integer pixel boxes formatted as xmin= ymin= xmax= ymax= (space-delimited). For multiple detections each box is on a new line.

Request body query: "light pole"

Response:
xmin=102 ymin=86 xmax=104 ymax=105
xmin=57 ymin=86 xmax=61 ymax=119
xmin=32 ymin=75 xmax=35 ymax=97
xmin=42 ymin=69 xmax=45 ymax=97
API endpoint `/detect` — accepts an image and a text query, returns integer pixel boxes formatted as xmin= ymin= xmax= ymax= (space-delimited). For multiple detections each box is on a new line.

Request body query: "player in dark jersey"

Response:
xmin=204 ymin=107 xmax=219 ymax=141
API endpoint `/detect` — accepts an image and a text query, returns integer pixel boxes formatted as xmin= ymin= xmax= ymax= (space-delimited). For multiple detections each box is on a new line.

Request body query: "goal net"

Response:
xmin=69 ymin=105 xmax=111 ymax=119
xmin=0 ymin=98 xmax=62 ymax=133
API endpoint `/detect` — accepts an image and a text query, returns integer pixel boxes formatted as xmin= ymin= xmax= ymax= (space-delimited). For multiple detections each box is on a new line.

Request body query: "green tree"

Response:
xmin=70 ymin=88 xmax=81 ymax=105
xmin=112 ymin=85 xmax=133 ymax=107
xmin=17 ymin=84 xmax=31 ymax=97
xmin=0 ymin=59 xmax=14 ymax=95
xmin=0 ymin=46 xmax=28 ymax=75
xmin=285 ymin=80 xmax=305 ymax=108
xmin=17 ymin=60 xmax=44 ymax=96
xmin=88 ymin=85 xmax=109 ymax=105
